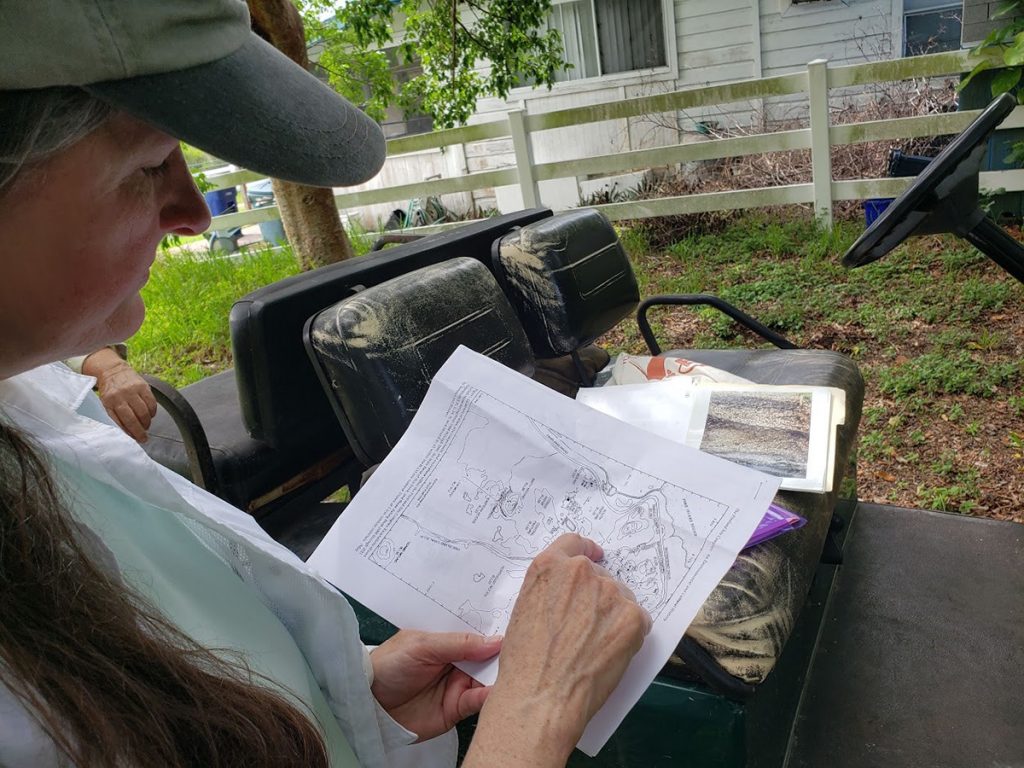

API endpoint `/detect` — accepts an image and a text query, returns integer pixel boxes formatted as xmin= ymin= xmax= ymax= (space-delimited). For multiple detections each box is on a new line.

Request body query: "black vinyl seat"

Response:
xmin=489 ymin=209 xmax=865 ymax=694
xmin=492 ymin=209 xmax=640 ymax=361
xmin=142 ymin=209 xmax=552 ymax=523
xmin=304 ymin=257 xmax=535 ymax=468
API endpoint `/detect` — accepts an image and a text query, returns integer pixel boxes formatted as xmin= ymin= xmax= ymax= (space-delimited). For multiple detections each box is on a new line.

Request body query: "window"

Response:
xmin=904 ymin=0 xmax=962 ymax=56
xmin=548 ymin=0 xmax=668 ymax=82
xmin=378 ymin=50 xmax=434 ymax=140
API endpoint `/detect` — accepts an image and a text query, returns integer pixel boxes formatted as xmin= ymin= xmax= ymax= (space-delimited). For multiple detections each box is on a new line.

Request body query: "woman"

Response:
xmin=0 ymin=2 xmax=651 ymax=767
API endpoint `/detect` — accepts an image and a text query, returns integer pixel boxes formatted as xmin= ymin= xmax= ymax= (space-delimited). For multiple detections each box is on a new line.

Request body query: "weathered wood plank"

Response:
xmin=593 ymin=183 xmax=815 ymax=220
xmin=208 ymin=169 xmax=518 ymax=230
xmin=385 ymin=119 xmax=509 ymax=155
xmin=533 ymin=129 xmax=811 ymax=180
xmin=826 ymin=50 xmax=977 ymax=87
xmin=829 ymin=107 xmax=1024 ymax=145
xmin=525 ymin=74 xmax=807 ymax=132
xmin=831 ymin=170 xmax=1024 ymax=200
xmin=203 ymin=169 xmax=266 ymax=191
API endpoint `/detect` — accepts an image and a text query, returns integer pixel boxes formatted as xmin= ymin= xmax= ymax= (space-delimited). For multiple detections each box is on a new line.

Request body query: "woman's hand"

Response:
xmin=83 ymin=348 xmax=157 ymax=443
xmin=464 ymin=533 xmax=652 ymax=768
xmin=369 ymin=630 xmax=501 ymax=741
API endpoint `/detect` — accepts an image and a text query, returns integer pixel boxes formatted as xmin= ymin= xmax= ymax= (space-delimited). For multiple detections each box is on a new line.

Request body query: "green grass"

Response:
xmin=130 ymin=245 xmax=301 ymax=386
xmin=876 ymin=351 xmax=1022 ymax=397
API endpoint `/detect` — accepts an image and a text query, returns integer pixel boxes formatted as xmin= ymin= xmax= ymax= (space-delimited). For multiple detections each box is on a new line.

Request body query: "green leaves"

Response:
xmin=297 ymin=0 xmax=568 ymax=130
xmin=991 ymin=65 xmax=1022 ymax=96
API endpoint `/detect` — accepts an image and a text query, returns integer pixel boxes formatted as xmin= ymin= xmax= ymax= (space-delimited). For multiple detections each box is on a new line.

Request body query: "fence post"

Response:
xmin=508 ymin=109 xmax=541 ymax=208
xmin=807 ymin=58 xmax=833 ymax=229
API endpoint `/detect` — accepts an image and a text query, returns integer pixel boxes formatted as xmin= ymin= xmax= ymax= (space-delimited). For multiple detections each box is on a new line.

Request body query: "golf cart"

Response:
xmin=141 ymin=95 xmax=1024 ymax=768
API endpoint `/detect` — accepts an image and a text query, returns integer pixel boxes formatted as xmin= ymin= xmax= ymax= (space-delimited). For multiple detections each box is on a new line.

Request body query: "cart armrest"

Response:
xmin=369 ymin=233 xmax=426 ymax=252
xmin=637 ymin=294 xmax=797 ymax=355
xmin=142 ymin=374 xmax=220 ymax=496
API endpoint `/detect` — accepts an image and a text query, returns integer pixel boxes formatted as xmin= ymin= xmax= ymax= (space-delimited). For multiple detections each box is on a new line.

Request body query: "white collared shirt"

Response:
xmin=0 ymin=363 xmax=455 ymax=767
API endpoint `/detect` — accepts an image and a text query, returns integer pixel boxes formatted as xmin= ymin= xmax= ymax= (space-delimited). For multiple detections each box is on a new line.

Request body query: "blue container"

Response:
xmin=203 ymin=187 xmax=238 ymax=216
xmin=258 ymin=218 xmax=287 ymax=245
xmin=863 ymin=197 xmax=893 ymax=227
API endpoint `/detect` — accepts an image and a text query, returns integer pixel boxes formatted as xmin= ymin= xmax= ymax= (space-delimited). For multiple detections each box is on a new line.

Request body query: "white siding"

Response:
xmin=675 ymin=0 xmax=758 ymax=88
xmin=758 ymin=0 xmax=894 ymax=121
xmin=759 ymin=0 xmax=893 ymax=75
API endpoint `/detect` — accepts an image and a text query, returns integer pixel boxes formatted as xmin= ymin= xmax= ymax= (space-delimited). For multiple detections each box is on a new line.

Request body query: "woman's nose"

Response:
xmin=159 ymin=148 xmax=213 ymax=236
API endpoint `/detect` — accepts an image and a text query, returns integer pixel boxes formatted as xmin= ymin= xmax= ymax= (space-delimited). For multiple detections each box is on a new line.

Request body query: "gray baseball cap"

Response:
xmin=0 ymin=0 xmax=386 ymax=187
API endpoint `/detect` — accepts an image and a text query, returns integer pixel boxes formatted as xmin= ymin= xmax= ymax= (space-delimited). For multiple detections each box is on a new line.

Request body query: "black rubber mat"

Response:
xmin=788 ymin=504 xmax=1024 ymax=768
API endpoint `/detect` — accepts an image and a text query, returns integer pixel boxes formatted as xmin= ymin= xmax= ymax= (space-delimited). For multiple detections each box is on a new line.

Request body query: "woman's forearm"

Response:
xmin=462 ymin=701 xmax=577 ymax=768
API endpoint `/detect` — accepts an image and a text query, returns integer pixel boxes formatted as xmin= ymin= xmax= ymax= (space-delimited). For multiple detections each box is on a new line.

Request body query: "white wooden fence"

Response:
xmin=203 ymin=49 xmax=1024 ymax=233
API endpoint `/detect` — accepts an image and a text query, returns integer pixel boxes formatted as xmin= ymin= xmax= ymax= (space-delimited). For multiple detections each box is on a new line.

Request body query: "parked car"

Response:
xmin=245 ymin=178 xmax=287 ymax=245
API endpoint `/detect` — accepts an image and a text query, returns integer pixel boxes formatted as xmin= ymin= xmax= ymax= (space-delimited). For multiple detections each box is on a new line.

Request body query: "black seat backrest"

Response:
xmin=491 ymin=209 xmax=639 ymax=358
xmin=230 ymin=208 xmax=551 ymax=449
xmin=304 ymin=258 xmax=534 ymax=467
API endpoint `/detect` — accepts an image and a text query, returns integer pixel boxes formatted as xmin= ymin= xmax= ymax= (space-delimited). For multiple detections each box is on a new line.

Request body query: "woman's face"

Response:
xmin=0 ymin=112 xmax=211 ymax=378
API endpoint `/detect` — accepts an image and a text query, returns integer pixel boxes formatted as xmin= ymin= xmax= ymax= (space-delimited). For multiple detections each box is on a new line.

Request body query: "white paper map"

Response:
xmin=309 ymin=346 xmax=780 ymax=756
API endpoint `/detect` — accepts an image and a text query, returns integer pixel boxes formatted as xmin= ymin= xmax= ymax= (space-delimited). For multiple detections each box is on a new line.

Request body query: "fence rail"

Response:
xmin=203 ymin=48 xmax=1018 ymax=233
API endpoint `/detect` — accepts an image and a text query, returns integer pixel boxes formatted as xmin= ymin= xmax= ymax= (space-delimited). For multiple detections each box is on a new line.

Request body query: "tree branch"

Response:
xmin=456 ymin=16 xmax=489 ymax=52
xmin=450 ymin=0 xmax=458 ymax=90
xmin=462 ymin=0 xmax=518 ymax=25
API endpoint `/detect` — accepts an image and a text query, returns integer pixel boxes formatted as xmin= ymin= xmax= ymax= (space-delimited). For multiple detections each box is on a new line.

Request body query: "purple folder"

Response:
xmin=744 ymin=503 xmax=806 ymax=550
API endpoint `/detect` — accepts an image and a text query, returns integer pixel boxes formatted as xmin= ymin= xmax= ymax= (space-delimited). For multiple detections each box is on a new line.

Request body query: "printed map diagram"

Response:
xmin=355 ymin=384 xmax=734 ymax=637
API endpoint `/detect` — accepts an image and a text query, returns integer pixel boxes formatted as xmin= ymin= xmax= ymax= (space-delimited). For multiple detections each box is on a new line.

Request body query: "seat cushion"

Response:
xmin=492 ymin=209 xmax=639 ymax=358
xmin=662 ymin=348 xmax=864 ymax=684
xmin=143 ymin=370 xmax=348 ymax=514
xmin=306 ymin=257 xmax=535 ymax=467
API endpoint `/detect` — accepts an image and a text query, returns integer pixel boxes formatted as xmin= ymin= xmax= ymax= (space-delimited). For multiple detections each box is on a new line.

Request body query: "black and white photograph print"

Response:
xmin=699 ymin=391 xmax=812 ymax=479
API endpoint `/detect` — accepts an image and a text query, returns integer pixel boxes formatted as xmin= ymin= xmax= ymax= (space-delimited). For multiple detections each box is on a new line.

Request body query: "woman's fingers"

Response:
xmin=482 ymin=533 xmax=652 ymax=754
xmin=456 ymin=683 xmax=491 ymax=720
xmin=111 ymin=401 xmax=147 ymax=443
xmin=590 ymin=560 xmax=644 ymax=609
xmin=545 ymin=532 xmax=604 ymax=562
xmin=127 ymin=393 xmax=153 ymax=431
xmin=413 ymin=630 xmax=503 ymax=664
xmin=140 ymin=384 xmax=158 ymax=419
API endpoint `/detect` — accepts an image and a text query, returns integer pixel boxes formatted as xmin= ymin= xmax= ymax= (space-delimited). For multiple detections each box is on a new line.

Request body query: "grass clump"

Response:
xmin=876 ymin=352 xmax=1022 ymax=397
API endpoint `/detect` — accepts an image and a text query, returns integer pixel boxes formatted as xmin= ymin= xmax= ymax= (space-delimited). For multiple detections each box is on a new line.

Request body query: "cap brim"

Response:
xmin=86 ymin=34 xmax=386 ymax=188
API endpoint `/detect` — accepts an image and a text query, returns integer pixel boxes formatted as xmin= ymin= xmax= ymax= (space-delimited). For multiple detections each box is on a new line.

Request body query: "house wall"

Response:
xmin=760 ymin=0 xmax=894 ymax=76
xmin=759 ymin=0 xmax=895 ymax=122
xmin=961 ymin=0 xmax=1010 ymax=45
xmin=343 ymin=0 xmax=911 ymax=222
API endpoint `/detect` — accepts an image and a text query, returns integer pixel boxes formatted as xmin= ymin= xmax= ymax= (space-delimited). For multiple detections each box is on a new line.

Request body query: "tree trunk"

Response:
xmin=247 ymin=0 xmax=355 ymax=268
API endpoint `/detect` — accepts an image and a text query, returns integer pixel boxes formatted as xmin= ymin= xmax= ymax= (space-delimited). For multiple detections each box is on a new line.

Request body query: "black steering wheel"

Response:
xmin=842 ymin=93 xmax=1024 ymax=284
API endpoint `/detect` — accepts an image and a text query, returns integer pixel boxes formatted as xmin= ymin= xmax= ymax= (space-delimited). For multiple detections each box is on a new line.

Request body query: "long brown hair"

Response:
xmin=0 ymin=89 xmax=329 ymax=767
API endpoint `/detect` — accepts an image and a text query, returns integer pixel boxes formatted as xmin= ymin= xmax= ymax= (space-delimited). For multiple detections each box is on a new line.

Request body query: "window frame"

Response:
xmin=901 ymin=0 xmax=963 ymax=57
xmin=509 ymin=0 xmax=679 ymax=97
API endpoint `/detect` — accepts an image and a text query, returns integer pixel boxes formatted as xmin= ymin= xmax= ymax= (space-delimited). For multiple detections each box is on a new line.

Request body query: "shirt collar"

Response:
xmin=0 ymin=363 xmax=96 ymax=415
